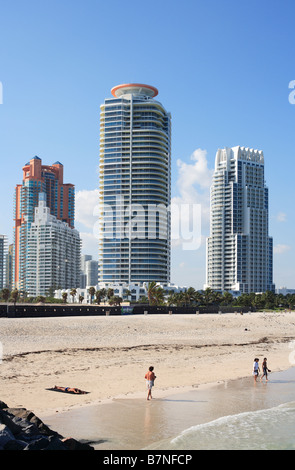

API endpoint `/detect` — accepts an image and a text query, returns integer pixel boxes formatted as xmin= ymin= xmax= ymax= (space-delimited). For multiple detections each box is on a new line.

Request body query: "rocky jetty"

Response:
xmin=0 ymin=400 xmax=94 ymax=450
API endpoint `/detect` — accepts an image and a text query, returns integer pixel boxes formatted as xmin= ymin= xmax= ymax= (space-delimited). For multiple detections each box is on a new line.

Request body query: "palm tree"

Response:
xmin=88 ymin=286 xmax=95 ymax=304
xmin=147 ymin=281 xmax=158 ymax=305
xmin=172 ymin=292 xmax=184 ymax=307
xmin=166 ymin=292 xmax=176 ymax=306
xmin=235 ymin=293 xmax=252 ymax=308
xmin=203 ymin=287 xmax=214 ymax=306
xmin=187 ymin=287 xmax=197 ymax=301
xmin=70 ymin=288 xmax=77 ymax=303
xmin=95 ymin=290 xmax=102 ymax=305
xmin=182 ymin=287 xmax=197 ymax=306
xmin=261 ymin=290 xmax=275 ymax=309
xmin=221 ymin=291 xmax=233 ymax=306
xmin=154 ymin=286 xmax=165 ymax=306
xmin=79 ymin=295 xmax=84 ymax=304
xmin=107 ymin=288 xmax=114 ymax=302
xmin=194 ymin=290 xmax=203 ymax=306
xmin=109 ymin=295 xmax=122 ymax=306
xmin=99 ymin=288 xmax=107 ymax=303
xmin=1 ymin=288 xmax=10 ymax=303
xmin=212 ymin=290 xmax=223 ymax=305
xmin=62 ymin=292 xmax=68 ymax=303
xmin=125 ymin=289 xmax=131 ymax=302
xmin=10 ymin=289 xmax=19 ymax=307
xmin=137 ymin=295 xmax=148 ymax=304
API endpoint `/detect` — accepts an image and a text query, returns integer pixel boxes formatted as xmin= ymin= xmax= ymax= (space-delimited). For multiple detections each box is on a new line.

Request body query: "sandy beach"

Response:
xmin=1 ymin=310 xmax=295 ymax=421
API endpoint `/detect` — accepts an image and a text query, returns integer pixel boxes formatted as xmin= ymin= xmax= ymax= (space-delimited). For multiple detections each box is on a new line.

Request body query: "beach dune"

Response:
xmin=0 ymin=311 xmax=294 ymax=417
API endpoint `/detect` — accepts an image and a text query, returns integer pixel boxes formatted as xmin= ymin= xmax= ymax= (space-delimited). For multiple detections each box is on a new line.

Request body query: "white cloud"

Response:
xmin=276 ymin=212 xmax=287 ymax=223
xmin=274 ymin=244 xmax=291 ymax=255
xmin=75 ymin=189 xmax=100 ymax=230
xmin=75 ymin=189 xmax=100 ymax=256
xmin=176 ymin=148 xmax=213 ymax=192
xmin=79 ymin=231 xmax=99 ymax=258
xmin=171 ymin=148 xmax=213 ymax=249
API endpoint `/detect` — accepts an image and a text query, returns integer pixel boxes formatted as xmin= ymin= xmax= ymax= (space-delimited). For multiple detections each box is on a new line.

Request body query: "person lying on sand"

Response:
xmin=53 ymin=385 xmax=87 ymax=394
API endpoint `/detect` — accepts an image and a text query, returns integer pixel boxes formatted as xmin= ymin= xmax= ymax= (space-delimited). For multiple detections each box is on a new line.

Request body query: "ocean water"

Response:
xmin=160 ymin=401 xmax=295 ymax=450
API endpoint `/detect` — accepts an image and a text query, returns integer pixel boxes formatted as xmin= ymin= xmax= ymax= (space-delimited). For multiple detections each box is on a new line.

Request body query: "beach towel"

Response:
xmin=46 ymin=386 xmax=89 ymax=394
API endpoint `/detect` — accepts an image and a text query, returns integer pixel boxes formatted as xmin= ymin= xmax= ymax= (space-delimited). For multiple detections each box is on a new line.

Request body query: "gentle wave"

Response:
xmin=166 ymin=401 xmax=295 ymax=450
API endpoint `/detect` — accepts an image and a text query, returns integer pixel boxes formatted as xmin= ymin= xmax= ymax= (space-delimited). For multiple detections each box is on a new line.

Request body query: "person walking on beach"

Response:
xmin=145 ymin=366 xmax=156 ymax=400
xmin=260 ymin=358 xmax=271 ymax=382
xmin=253 ymin=358 xmax=260 ymax=382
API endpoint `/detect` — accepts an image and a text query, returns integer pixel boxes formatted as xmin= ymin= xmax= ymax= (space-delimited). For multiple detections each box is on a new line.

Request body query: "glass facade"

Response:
xmin=98 ymin=84 xmax=171 ymax=285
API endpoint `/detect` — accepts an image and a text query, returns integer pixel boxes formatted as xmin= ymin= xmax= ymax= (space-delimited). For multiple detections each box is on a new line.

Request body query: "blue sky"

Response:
xmin=0 ymin=0 xmax=294 ymax=289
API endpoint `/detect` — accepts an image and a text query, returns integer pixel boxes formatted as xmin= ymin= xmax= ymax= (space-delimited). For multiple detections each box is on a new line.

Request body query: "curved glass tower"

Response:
xmin=98 ymin=84 xmax=171 ymax=285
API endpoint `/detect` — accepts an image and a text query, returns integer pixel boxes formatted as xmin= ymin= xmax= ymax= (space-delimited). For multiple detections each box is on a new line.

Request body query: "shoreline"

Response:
xmin=40 ymin=379 xmax=227 ymax=417
xmin=38 ymin=360 xmax=293 ymax=416
xmin=1 ymin=311 xmax=295 ymax=420
xmin=38 ymin=364 xmax=290 ymax=418
xmin=41 ymin=366 xmax=295 ymax=450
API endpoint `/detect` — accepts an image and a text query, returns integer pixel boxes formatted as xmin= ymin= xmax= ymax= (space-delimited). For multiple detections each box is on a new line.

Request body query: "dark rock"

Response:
xmin=0 ymin=401 xmax=94 ymax=450
xmin=0 ymin=424 xmax=15 ymax=447
xmin=45 ymin=436 xmax=68 ymax=450
xmin=23 ymin=437 xmax=51 ymax=450
xmin=5 ymin=407 xmax=61 ymax=438
xmin=4 ymin=439 xmax=27 ymax=450
xmin=0 ymin=409 xmax=23 ymax=435
xmin=62 ymin=437 xmax=94 ymax=450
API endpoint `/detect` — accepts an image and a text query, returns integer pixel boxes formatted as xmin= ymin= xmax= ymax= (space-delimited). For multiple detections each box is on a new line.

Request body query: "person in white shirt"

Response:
xmin=253 ymin=358 xmax=260 ymax=382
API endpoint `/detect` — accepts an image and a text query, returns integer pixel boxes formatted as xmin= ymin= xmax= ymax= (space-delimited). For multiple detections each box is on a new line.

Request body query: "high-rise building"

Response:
xmin=14 ymin=156 xmax=75 ymax=292
xmin=80 ymin=255 xmax=98 ymax=287
xmin=80 ymin=254 xmax=92 ymax=288
xmin=98 ymin=83 xmax=171 ymax=285
xmin=85 ymin=259 xmax=98 ymax=287
xmin=0 ymin=235 xmax=8 ymax=290
xmin=5 ymin=244 xmax=13 ymax=291
xmin=26 ymin=194 xmax=81 ymax=297
xmin=205 ymin=146 xmax=274 ymax=294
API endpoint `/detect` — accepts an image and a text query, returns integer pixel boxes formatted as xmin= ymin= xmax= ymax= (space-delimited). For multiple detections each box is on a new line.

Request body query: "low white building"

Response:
xmin=54 ymin=285 xmax=145 ymax=304
xmin=276 ymin=288 xmax=295 ymax=296
xmin=54 ymin=288 xmax=91 ymax=304
xmin=54 ymin=282 xmax=188 ymax=304
xmin=27 ymin=194 xmax=81 ymax=297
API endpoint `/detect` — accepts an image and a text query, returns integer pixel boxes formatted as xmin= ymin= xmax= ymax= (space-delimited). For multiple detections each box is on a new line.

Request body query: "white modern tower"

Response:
xmin=206 ymin=146 xmax=274 ymax=294
xmin=98 ymin=84 xmax=171 ymax=285
xmin=27 ymin=194 xmax=81 ymax=296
